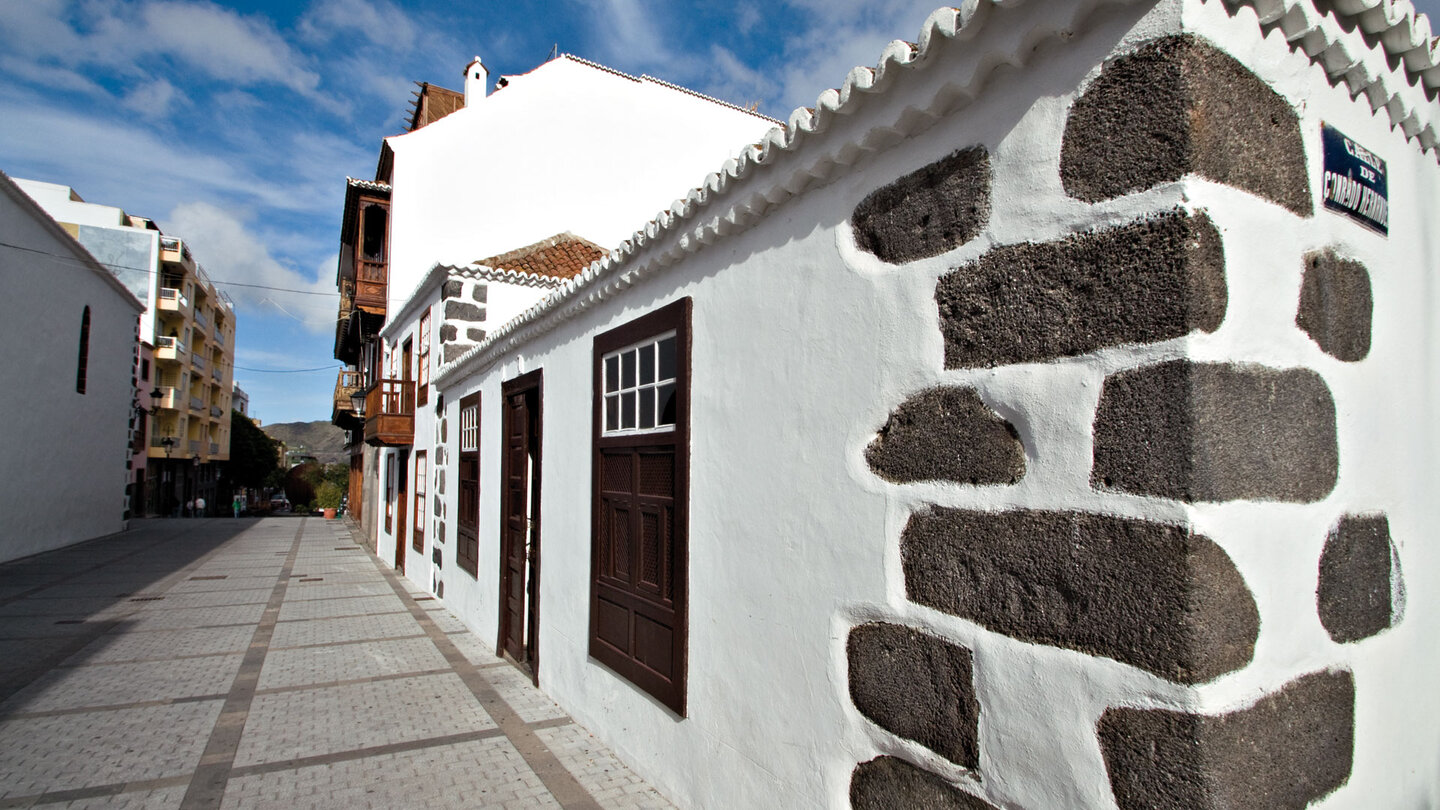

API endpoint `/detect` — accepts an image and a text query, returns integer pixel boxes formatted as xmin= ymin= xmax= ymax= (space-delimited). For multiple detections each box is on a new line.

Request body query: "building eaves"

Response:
xmin=558 ymin=53 xmax=780 ymax=124
xmin=1 ymin=170 xmax=145 ymax=313
xmin=475 ymin=232 xmax=608 ymax=280
xmin=435 ymin=0 xmax=1440 ymax=388
xmin=346 ymin=177 xmax=392 ymax=193
xmin=378 ymin=262 xmax=451 ymax=341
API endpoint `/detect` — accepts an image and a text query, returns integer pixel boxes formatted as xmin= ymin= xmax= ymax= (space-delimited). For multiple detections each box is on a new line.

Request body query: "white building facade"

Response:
xmin=0 ymin=171 xmax=143 ymax=561
xmin=422 ymin=2 xmax=1440 ymax=808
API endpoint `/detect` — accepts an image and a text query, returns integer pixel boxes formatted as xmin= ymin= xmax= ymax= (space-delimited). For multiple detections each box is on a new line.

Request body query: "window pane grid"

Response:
xmin=460 ymin=404 xmax=478 ymax=451
xmin=601 ymin=332 xmax=677 ymax=437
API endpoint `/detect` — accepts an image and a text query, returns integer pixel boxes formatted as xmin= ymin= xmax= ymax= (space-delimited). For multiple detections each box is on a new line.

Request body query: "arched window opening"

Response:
xmin=76 ymin=306 xmax=91 ymax=394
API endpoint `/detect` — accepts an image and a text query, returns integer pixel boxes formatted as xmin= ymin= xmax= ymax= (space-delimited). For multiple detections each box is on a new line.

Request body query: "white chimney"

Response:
xmin=464 ymin=56 xmax=487 ymax=107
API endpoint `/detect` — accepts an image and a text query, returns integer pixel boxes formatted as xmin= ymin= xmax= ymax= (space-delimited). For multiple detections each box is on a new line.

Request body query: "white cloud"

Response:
xmin=165 ymin=201 xmax=337 ymax=334
xmin=122 ymin=77 xmax=186 ymax=116
xmin=703 ymin=44 xmax=779 ymax=112
xmin=298 ymin=0 xmax=419 ymax=52
xmin=774 ymin=0 xmax=939 ymax=112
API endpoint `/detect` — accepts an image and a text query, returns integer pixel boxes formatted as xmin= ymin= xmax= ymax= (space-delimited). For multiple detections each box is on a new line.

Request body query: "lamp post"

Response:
xmin=192 ymin=454 xmax=202 ymax=517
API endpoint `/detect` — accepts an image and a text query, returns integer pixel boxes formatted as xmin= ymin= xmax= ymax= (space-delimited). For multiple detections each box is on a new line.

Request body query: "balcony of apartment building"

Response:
xmin=159 ymin=236 xmax=196 ymax=274
xmin=155 ymin=335 xmax=187 ymax=363
xmin=363 ymin=378 xmax=414 ymax=446
xmin=335 ymin=179 xmax=391 ymax=366
xmin=190 ymin=350 xmax=206 ymax=374
xmin=157 ymin=285 xmax=189 ymax=316
xmin=191 ymin=307 xmax=209 ymax=340
xmin=332 ymin=369 xmax=364 ymax=431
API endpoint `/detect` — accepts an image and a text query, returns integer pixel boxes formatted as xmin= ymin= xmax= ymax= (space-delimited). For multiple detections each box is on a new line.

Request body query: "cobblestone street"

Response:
xmin=0 ymin=518 xmax=674 ymax=809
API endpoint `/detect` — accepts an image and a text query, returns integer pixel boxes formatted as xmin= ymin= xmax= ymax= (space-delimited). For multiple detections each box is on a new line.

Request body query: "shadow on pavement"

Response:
xmin=0 ymin=518 xmax=253 ymax=714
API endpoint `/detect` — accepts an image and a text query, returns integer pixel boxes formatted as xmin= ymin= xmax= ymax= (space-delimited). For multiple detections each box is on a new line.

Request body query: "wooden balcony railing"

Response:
xmin=363 ymin=379 xmax=414 ymax=446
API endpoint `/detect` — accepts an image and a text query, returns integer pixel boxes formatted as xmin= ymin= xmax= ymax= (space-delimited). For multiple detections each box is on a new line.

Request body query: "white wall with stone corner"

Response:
xmin=383 ymin=54 xmax=778 ymax=310
xmin=422 ymin=1 xmax=1440 ymax=808
xmin=0 ymin=172 xmax=144 ymax=562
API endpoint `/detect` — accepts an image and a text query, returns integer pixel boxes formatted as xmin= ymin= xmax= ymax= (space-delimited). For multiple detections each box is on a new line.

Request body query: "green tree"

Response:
xmin=284 ymin=462 xmax=319 ymax=510
xmin=316 ymin=481 xmax=344 ymax=510
xmin=227 ymin=410 xmax=280 ymax=489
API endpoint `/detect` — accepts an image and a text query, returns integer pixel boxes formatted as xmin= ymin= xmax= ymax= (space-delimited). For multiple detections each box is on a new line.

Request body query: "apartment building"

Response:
xmin=16 ymin=178 xmax=238 ymax=516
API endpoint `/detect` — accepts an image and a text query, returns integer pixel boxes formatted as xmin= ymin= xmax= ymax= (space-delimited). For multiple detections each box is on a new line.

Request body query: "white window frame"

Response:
xmin=601 ymin=330 xmax=678 ymax=437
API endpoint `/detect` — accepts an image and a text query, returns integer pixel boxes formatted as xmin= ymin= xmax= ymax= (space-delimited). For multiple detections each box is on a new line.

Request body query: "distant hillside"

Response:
xmin=261 ymin=421 xmax=348 ymax=465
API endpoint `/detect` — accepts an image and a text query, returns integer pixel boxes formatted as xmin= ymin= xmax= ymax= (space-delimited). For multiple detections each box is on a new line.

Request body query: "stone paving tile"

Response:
xmin=487 ymin=664 xmax=568 ymax=724
xmin=269 ymin=612 xmax=424 ymax=648
xmin=428 ymin=608 xmax=470 ymax=634
xmin=234 ymin=673 xmax=497 ymax=767
xmin=31 ymin=784 xmax=187 ymax=809
xmin=62 ymin=625 xmax=255 ymax=665
xmin=276 ymin=595 xmax=404 ymax=622
xmin=163 ymin=576 xmax=280 ymax=595
xmin=448 ymin=630 xmax=499 ymax=667
xmin=220 ymin=737 xmax=558 ymax=810
xmin=3 ymin=653 xmax=243 ymax=712
xmin=0 ymin=597 xmax=124 ymax=617
xmin=131 ymin=589 xmax=274 ymax=610
xmin=257 ymin=637 xmax=449 ymax=690
xmin=282 ymin=581 xmax=395 ymax=601
xmin=537 ymin=724 xmax=677 ymax=810
xmin=0 ymin=700 xmax=222 ymax=797
xmin=121 ymin=604 xmax=266 ymax=630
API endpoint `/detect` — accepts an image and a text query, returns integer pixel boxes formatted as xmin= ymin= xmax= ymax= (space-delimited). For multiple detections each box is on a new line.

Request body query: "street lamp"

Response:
xmin=350 ymin=389 xmax=366 ymax=417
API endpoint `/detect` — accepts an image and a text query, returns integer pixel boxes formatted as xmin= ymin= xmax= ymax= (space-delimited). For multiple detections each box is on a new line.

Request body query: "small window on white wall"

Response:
xmin=460 ymin=398 xmax=478 ymax=452
xmin=602 ymin=331 xmax=677 ymax=435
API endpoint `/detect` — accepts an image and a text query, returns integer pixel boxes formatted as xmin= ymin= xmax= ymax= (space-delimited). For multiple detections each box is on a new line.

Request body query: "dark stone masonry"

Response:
xmin=851 ymin=146 xmax=991 ymax=264
xmin=1318 ymin=514 xmax=1398 ymax=643
xmin=865 ymin=387 xmax=1024 ymax=485
xmin=936 ymin=210 xmax=1226 ymax=368
xmin=850 ymin=757 xmax=999 ymax=810
xmin=902 ymin=508 xmax=1257 ymax=684
xmin=1092 ymin=360 xmax=1338 ymax=503
xmin=442 ymin=279 xmax=463 ymax=299
xmin=473 ymin=283 xmax=488 ymax=303
xmin=1297 ymin=250 xmax=1373 ymax=362
xmin=847 ymin=622 xmax=980 ymax=767
xmin=440 ymin=324 xmax=458 ymax=342
xmin=1060 ymin=35 xmax=1311 ymax=216
xmin=1098 ymin=669 xmax=1355 ymax=810
xmin=445 ymin=301 xmax=486 ymax=322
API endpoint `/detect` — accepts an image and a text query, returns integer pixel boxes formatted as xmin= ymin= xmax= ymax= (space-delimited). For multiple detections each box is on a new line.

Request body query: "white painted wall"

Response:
xmin=0 ymin=173 xmax=143 ymax=562
xmin=383 ymin=56 xmax=778 ymax=310
xmin=428 ymin=1 xmax=1440 ymax=808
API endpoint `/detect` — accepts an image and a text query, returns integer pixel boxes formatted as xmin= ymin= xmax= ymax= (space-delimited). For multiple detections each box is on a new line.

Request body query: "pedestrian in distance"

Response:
xmin=233 ymin=494 xmax=243 ymax=519
xmin=195 ymin=496 xmax=206 ymax=517
xmin=184 ymin=499 xmax=193 ymax=518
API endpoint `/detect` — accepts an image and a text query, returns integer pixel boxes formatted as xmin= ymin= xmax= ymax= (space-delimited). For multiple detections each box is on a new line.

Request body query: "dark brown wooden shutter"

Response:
xmin=457 ymin=392 xmax=480 ymax=577
xmin=590 ymin=298 xmax=689 ymax=716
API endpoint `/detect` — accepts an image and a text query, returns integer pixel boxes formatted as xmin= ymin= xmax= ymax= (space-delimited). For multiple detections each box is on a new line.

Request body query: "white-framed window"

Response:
xmin=602 ymin=331 xmax=677 ymax=435
xmin=460 ymin=398 xmax=478 ymax=452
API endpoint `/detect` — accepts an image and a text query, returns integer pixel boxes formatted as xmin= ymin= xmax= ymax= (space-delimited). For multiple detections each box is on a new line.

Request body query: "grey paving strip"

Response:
xmin=528 ymin=716 xmax=576 ymax=731
xmin=55 ymin=648 xmax=246 ymax=667
xmin=367 ymin=555 xmax=604 ymax=810
xmin=252 ymin=666 xmax=454 ymax=696
xmin=267 ymin=631 xmax=430 ymax=651
xmin=2 ymin=692 xmax=227 ymax=719
xmin=177 ymin=520 xmax=306 ymax=810
xmin=225 ymin=727 xmax=508 ymax=780
xmin=0 ymin=774 xmax=191 ymax=809
xmin=271 ymin=608 xmax=411 ymax=622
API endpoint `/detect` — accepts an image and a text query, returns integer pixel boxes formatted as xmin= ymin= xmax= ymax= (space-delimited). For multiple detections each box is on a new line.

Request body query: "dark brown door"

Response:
xmin=499 ymin=370 xmax=542 ymax=679
xmin=457 ymin=394 xmax=480 ymax=577
xmin=394 ymin=449 xmax=409 ymax=573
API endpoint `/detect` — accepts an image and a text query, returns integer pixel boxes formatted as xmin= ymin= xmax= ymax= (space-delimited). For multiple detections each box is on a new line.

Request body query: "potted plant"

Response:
xmin=316 ymin=481 xmax=343 ymax=520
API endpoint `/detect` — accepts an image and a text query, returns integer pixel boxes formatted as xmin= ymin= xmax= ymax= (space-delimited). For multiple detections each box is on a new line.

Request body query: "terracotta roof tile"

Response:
xmin=476 ymin=232 xmax=606 ymax=280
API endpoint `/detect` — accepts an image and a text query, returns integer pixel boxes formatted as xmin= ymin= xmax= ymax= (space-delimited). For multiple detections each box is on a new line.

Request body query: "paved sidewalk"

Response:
xmin=0 ymin=517 xmax=675 ymax=810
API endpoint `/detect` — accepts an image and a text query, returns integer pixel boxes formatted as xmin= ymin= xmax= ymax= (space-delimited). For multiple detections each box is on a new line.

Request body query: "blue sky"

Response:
xmin=2 ymin=0 xmax=1437 ymax=424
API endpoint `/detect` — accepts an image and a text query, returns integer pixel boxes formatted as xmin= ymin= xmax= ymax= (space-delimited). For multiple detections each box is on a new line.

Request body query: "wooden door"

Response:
xmin=394 ymin=449 xmax=409 ymax=573
xmin=498 ymin=370 xmax=542 ymax=679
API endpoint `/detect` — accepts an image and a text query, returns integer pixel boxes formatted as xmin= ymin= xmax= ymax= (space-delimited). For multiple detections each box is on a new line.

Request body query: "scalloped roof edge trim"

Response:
xmin=434 ymin=0 xmax=1440 ymax=388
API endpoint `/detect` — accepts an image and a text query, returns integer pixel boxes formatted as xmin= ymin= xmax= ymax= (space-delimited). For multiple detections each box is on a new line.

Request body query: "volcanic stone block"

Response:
xmin=1099 ymin=669 xmax=1355 ymax=810
xmin=852 ymin=146 xmax=991 ymax=263
xmin=936 ymin=210 xmax=1225 ymax=368
xmin=850 ymin=757 xmax=999 ymax=810
xmin=1061 ymin=35 xmax=1311 ymax=216
xmin=440 ymin=324 xmax=458 ymax=342
xmin=1297 ymin=250 xmax=1373 ymax=362
xmin=1318 ymin=514 xmax=1399 ymax=643
xmin=902 ymin=508 xmax=1257 ymax=684
xmin=1092 ymin=360 xmax=1338 ymax=503
xmin=442 ymin=280 xmax=463 ymax=299
xmin=847 ymin=623 xmax=980 ymax=767
xmin=445 ymin=301 xmax=486 ymax=322
xmin=866 ymin=388 xmax=1025 ymax=485
xmin=443 ymin=344 xmax=471 ymax=363
xmin=473 ymin=283 xmax=488 ymax=303
xmin=466 ymin=327 xmax=487 ymax=341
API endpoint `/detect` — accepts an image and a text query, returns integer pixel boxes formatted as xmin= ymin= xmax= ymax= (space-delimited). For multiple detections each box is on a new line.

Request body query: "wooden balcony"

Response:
xmin=332 ymin=370 xmax=363 ymax=431
xmin=363 ymin=379 xmax=414 ymax=446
